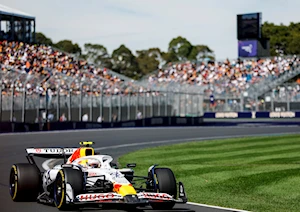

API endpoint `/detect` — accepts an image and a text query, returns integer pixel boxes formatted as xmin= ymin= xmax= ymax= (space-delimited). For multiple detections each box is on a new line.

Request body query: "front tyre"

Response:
xmin=54 ymin=168 xmax=83 ymax=211
xmin=9 ymin=163 xmax=41 ymax=202
xmin=150 ymin=168 xmax=177 ymax=210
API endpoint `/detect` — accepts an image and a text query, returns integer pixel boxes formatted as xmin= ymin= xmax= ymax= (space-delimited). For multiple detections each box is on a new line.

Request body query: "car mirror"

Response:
xmin=126 ymin=163 xmax=136 ymax=168
xmin=110 ymin=162 xmax=118 ymax=168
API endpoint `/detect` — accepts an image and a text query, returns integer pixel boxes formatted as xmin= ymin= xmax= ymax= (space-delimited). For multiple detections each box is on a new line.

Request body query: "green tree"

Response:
xmin=35 ymin=32 xmax=53 ymax=46
xmin=136 ymin=48 xmax=163 ymax=76
xmin=54 ymin=40 xmax=82 ymax=54
xmin=111 ymin=45 xmax=140 ymax=79
xmin=83 ymin=43 xmax=112 ymax=68
xmin=261 ymin=22 xmax=300 ymax=56
xmin=287 ymin=33 xmax=300 ymax=55
xmin=188 ymin=45 xmax=215 ymax=60
xmin=162 ymin=50 xmax=178 ymax=63
xmin=168 ymin=36 xmax=193 ymax=61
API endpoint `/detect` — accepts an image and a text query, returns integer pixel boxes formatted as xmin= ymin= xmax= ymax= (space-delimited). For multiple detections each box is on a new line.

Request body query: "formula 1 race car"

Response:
xmin=9 ymin=142 xmax=187 ymax=210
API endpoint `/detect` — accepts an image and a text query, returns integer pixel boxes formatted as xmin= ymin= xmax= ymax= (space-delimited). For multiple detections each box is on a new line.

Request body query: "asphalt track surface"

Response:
xmin=1 ymin=126 xmax=300 ymax=212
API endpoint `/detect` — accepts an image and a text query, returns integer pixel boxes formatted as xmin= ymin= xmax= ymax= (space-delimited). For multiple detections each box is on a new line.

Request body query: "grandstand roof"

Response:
xmin=0 ymin=4 xmax=35 ymax=20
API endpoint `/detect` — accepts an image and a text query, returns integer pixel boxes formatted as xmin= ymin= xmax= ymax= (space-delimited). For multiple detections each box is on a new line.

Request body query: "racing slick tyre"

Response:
xmin=54 ymin=167 xmax=83 ymax=211
xmin=9 ymin=163 xmax=41 ymax=202
xmin=150 ymin=168 xmax=177 ymax=210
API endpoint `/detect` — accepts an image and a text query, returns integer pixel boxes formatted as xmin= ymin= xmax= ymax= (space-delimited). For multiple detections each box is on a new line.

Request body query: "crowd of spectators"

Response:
xmin=0 ymin=40 xmax=145 ymax=97
xmin=273 ymin=80 xmax=300 ymax=102
xmin=147 ymin=57 xmax=300 ymax=96
xmin=1 ymin=40 xmax=300 ymax=103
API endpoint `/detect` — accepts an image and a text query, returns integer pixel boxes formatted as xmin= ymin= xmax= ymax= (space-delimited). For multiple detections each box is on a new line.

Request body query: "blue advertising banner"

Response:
xmin=203 ymin=111 xmax=300 ymax=119
xmin=238 ymin=40 xmax=258 ymax=57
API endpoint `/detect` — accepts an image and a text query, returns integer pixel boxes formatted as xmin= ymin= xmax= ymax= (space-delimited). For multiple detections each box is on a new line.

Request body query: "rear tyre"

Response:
xmin=150 ymin=168 xmax=177 ymax=210
xmin=9 ymin=163 xmax=41 ymax=202
xmin=54 ymin=167 xmax=83 ymax=211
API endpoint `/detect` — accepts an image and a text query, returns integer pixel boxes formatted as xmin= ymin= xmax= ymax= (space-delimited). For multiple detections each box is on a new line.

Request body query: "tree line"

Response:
xmin=35 ymin=33 xmax=214 ymax=79
xmin=36 ymin=21 xmax=300 ymax=79
xmin=262 ymin=22 xmax=300 ymax=56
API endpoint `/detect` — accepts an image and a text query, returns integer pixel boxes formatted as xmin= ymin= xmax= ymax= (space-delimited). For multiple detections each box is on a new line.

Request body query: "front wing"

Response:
xmin=38 ymin=182 xmax=187 ymax=207
xmin=72 ymin=182 xmax=187 ymax=206
xmin=76 ymin=192 xmax=175 ymax=203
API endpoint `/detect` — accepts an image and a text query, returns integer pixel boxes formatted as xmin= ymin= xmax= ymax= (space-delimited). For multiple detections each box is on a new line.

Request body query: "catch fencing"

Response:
xmin=0 ymin=68 xmax=204 ymax=123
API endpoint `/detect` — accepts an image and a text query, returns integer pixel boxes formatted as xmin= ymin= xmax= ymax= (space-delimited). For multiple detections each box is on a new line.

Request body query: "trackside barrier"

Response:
xmin=203 ymin=111 xmax=300 ymax=119
xmin=0 ymin=116 xmax=205 ymax=133
xmin=1 ymin=112 xmax=300 ymax=133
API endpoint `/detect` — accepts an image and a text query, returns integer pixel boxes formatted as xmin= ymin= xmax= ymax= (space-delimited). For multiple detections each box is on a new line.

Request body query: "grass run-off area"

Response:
xmin=118 ymin=134 xmax=300 ymax=212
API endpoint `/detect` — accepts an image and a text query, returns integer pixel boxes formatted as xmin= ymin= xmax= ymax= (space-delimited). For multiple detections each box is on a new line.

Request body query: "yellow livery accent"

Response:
xmin=79 ymin=147 xmax=94 ymax=157
xmin=11 ymin=165 xmax=18 ymax=200
xmin=113 ymin=184 xmax=137 ymax=196
xmin=79 ymin=141 xmax=94 ymax=146
xmin=56 ymin=170 xmax=65 ymax=209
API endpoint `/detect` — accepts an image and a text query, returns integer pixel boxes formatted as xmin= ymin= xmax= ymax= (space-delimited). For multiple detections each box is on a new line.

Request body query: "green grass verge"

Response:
xmin=118 ymin=134 xmax=300 ymax=212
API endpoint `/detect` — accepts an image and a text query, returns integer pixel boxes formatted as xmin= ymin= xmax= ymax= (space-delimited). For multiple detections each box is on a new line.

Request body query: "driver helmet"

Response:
xmin=86 ymin=159 xmax=100 ymax=168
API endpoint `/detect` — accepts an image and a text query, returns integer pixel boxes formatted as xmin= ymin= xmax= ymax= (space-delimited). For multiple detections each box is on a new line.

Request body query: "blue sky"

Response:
xmin=1 ymin=0 xmax=300 ymax=59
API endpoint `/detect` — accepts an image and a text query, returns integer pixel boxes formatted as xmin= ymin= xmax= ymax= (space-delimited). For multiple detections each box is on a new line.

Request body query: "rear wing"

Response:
xmin=26 ymin=148 xmax=78 ymax=159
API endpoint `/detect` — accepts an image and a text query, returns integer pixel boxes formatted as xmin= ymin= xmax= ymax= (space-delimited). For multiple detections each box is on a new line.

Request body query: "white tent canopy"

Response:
xmin=0 ymin=4 xmax=35 ymax=20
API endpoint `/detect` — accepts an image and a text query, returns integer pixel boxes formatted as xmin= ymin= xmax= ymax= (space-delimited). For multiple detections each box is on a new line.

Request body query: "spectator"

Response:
xmin=82 ymin=113 xmax=88 ymax=122
xmin=59 ymin=113 xmax=67 ymax=122
xmin=136 ymin=111 xmax=142 ymax=119
xmin=47 ymin=113 xmax=54 ymax=121
xmin=112 ymin=114 xmax=118 ymax=122
xmin=97 ymin=116 xmax=103 ymax=123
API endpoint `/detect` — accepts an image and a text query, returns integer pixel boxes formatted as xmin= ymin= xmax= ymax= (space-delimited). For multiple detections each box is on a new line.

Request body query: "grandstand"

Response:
xmin=0 ymin=5 xmax=300 ymax=123
xmin=0 ymin=4 xmax=35 ymax=43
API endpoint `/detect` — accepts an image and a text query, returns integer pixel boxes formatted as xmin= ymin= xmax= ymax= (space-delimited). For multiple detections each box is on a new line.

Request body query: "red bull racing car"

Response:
xmin=9 ymin=142 xmax=187 ymax=210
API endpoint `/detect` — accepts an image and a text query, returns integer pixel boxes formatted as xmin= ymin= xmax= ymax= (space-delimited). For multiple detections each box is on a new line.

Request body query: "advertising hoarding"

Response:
xmin=238 ymin=40 xmax=258 ymax=57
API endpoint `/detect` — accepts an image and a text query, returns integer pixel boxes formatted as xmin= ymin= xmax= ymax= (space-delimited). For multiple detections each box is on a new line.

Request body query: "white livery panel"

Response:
xmin=76 ymin=193 xmax=123 ymax=202
xmin=26 ymin=148 xmax=77 ymax=155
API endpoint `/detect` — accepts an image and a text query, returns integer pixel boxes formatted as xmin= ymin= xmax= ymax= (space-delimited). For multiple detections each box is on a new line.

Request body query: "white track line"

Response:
xmin=41 ymin=132 xmax=300 ymax=170
xmin=187 ymin=202 xmax=249 ymax=212
xmin=93 ymin=132 xmax=300 ymax=151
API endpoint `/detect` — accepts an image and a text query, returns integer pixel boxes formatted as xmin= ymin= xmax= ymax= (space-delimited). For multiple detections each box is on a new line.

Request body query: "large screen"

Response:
xmin=237 ymin=13 xmax=261 ymax=40
xmin=238 ymin=40 xmax=258 ymax=57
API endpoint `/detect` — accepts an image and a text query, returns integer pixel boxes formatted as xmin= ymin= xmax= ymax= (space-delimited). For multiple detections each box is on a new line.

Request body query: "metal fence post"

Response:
xmin=118 ymin=94 xmax=121 ymax=122
xmin=90 ymin=83 xmax=95 ymax=122
xmin=240 ymin=93 xmax=244 ymax=112
xmin=136 ymin=94 xmax=139 ymax=119
xmin=158 ymin=94 xmax=161 ymax=116
xmin=36 ymin=93 xmax=40 ymax=121
xmin=10 ymin=81 xmax=14 ymax=122
xmin=150 ymin=93 xmax=153 ymax=117
xmin=68 ymin=89 xmax=72 ymax=121
xmin=271 ymin=94 xmax=274 ymax=112
xmin=197 ymin=94 xmax=200 ymax=116
xmin=286 ymin=86 xmax=290 ymax=111
xmin=79 ymin=82 xmax=82 ymax=121
xmin=109 ymin=89 xmax=112 ymax=122
xmin=255 ymin=93 xmax=259 ymax=111
xmin=57 ymin=88 xmax=60 ymax=121
xmin=21 ymin=84 xmax=26 ymax=122
xmin=225 ymin=94 xmax=228 ymax=112
xmin=143 ymin=92 xmax=146 ymax=118
xmin=178 ymin=92 xmax=181 ymax=116
xmin=165 ymin=91 xmax=168 ymax=116
xmin=127 ymin=94 xmax=130 ymax=120
xmin=90 ymin=90 xmax=93 ymax=122
xmin=184 ymin=92 xmax=187 ymax=116
xmin=0 ymin=80 xmax=2 ymax=122
xmin=100 ymin=85 xmax=103 ymax=120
